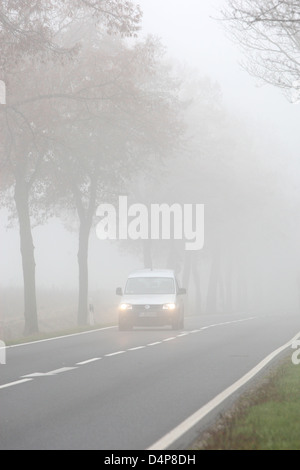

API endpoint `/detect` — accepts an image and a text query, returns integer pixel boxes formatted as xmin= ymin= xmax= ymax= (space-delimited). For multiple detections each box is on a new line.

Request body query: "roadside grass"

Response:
xmin=192 ymin=356 xmax=300 ymax=450
xmin=5 ymin=323 xmax=116 ymax=346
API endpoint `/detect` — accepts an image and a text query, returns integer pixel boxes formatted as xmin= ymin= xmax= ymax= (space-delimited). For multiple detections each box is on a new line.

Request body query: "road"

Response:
xmin=0 ymin=313 xmax=299 ymax=450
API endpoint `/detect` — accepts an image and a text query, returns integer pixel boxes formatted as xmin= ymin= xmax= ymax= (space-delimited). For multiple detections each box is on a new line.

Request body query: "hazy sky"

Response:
xmin=139 ymin=0 xmax=300 ymax=152
xmin=1 ymin=0 xmax=299 ymax=291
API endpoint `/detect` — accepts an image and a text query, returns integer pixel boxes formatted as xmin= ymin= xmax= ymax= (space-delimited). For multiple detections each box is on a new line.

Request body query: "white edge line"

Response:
xmin=147 ymin=330 xmax=300 ymax=450
xmin=7 ymin=326 xmax=117 ymax=349
xmin=0 ymin=379 xmax=33 ymax=390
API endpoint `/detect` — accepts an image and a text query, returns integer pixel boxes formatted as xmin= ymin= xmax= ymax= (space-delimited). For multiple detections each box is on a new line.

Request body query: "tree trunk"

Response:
xmin=77 ymin=219 xmax=91 ymax=325
xmin=14 ymin=178 xmax=39 ymax=335
xmin=143 ymin=240 xmax=153 ymax=269
xmin=206 ymin=249 xmax=221 ymax=315
xmin=181 ymin=251 xmax=192 ymax=316
xmin=224 ymin=257 xmax=233 ymax=314
xmin=192 ymin=258 xmax=201 ymax=315
xmin=182 ymin=251 xmax=192 ymax=290
xmin=166 ymin=241 xmax=183 ymax=276
xmin=237 ymin=263 xmax=248 ymax=313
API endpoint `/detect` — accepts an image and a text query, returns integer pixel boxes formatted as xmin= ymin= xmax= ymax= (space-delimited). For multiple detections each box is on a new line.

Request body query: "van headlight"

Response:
xmin=119 ymin=304 xmax=133 ymax=311
xmin=163 ymin=303 xmax=177 ymax=311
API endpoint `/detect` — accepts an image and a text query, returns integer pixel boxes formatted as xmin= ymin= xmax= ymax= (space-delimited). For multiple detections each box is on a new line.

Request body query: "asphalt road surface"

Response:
xmin=0 ymin=312 xmax=299 ymax=450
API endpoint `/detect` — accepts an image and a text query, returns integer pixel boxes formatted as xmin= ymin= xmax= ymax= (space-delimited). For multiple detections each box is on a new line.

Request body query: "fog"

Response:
xmin=1 ymin=0 xmax=300 ymax=338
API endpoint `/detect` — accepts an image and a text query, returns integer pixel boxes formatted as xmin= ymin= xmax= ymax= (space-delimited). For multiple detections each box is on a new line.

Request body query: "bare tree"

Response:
xmin=0 ymin=0 xmax=142 ymax=335
xmin=48 ymin=33 xmax=183 ymax=326
xmin=223 ymin=0 xmax=300 ymax=101
xmin=0 ymin=0 xmax=141 ymax=67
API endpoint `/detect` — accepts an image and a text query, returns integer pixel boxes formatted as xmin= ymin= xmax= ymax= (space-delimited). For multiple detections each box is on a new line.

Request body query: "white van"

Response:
xmin=116 ymin=269 xmax=186 ymax=331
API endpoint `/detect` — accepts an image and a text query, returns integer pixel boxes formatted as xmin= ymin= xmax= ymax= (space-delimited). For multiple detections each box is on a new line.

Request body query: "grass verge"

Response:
xmin=192 ymin=355 xmax=300 ymax=450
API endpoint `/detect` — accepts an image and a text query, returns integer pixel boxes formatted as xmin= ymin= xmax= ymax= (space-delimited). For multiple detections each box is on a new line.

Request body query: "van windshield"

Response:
xmin=125 ymin=277 xmax=175 ymax=295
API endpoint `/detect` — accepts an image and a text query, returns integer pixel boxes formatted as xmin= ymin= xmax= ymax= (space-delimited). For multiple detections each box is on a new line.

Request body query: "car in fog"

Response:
xmin=116 ymin=269 xmax=186 ymax=331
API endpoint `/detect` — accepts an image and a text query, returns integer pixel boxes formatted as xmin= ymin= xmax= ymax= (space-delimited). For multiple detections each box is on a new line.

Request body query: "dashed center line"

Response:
xmin=49 ymin=367 xmax=77 ymax=375
xmin=1 ymin=317 xmax=257 ymax=391
xmin=77 ymin=358 xmax=101 ymax=366
xmin=22 ymin=367 xmax=77 ymax=378
xmin=105 ymin=351 xmax=126 ymax=357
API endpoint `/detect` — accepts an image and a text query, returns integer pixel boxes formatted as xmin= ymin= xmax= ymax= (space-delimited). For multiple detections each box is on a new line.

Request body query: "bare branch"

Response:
xmin=223 ymin=0 xmax=300 ymax=99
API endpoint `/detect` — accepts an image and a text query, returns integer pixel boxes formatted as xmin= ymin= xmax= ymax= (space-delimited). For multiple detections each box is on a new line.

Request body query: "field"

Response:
xmin=0 ymin=286 xmax=117 ymax=341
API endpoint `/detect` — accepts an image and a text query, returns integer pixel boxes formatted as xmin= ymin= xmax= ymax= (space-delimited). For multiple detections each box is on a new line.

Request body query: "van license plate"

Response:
xmin=139 ymin=311 xmax=157 ymax=318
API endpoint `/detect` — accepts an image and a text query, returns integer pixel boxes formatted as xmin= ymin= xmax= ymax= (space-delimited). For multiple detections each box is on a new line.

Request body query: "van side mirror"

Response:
xmin=116 ymin=287 xmax=123 ymax=296
xmin=178 ymin=288 xmax=186 ymax=295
